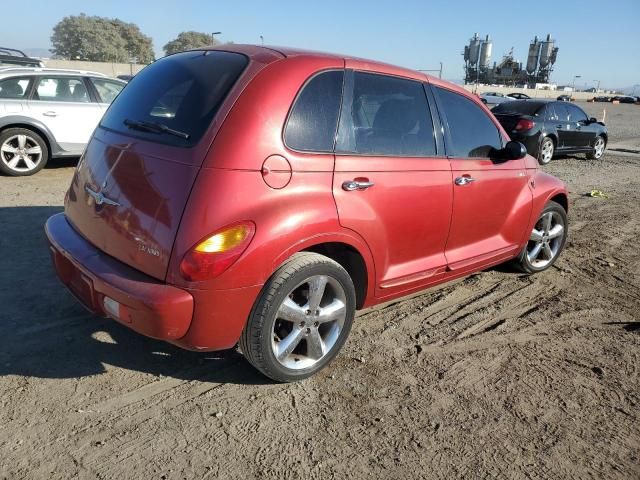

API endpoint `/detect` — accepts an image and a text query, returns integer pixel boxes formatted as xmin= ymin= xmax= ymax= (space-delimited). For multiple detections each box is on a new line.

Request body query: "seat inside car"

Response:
xmin=0 ymin=80 xmax=23 ymax=98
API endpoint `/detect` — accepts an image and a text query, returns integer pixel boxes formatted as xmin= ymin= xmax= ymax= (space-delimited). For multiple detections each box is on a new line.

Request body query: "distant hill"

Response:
xmin=21 ymin=48 xmax=51 ymax=59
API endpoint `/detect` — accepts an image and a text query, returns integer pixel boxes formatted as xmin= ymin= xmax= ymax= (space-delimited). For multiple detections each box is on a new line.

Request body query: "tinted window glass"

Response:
xmin=100 ymin=51 xmax=248 ymax=147
xmin=35 ymin=77 xmax=90 ymax=103
xmin=284 ymin=70 xmax=343 ymax=152
xmin=566 ymin=104 xmax=587 ymax=122
xmin=0 ymin=76 xmax=30 ymax=99
xmin=91 ymin=78 xmax=125 ymax=104
xmin=553 ymin=103 xmax=570 ymax=122
xmin=435 ymin=87 xmax=502 ymax=157
xmin=337 ymin=72 xmax=436 ymax=156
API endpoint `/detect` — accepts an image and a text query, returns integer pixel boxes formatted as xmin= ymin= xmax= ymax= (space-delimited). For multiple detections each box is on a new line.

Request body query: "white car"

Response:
xmin=479 ymin=91 xmax=516 ymax=106
xmin=0 ymin=67 xmax=126 ymax=176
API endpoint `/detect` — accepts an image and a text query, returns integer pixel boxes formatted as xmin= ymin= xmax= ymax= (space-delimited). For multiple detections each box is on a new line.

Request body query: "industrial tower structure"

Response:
xmin=463 ymin=33 xmax=559 ymax=87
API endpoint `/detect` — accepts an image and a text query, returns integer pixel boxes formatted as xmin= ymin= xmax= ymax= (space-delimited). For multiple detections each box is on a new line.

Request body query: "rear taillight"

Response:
xmin=180 ymin=222 xmax=255 ymax=281
xmin=515 ymin=119 xmax=535 ymax=131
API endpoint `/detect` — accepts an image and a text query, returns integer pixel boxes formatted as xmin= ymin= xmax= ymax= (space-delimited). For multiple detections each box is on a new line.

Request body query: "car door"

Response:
xmin=27 ymin=76 xmax=104 ymax=153
xmin=566 ymin=104 xmax=594 ymax=148
xmin=431 ymin=85 xmax=532 ymax=272
xmin=548 ymin=102 xmax=573 ymax=149
xmin=0 ymin=76 xmax=33 ymax=116
xmin=332 ymin=68 xmax=453 ymax=299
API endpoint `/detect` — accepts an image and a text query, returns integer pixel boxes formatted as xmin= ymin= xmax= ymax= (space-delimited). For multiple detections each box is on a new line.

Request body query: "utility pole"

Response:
xmin=260 ymin=35 xmax=264 ymax=46
xmin=211 ymin=31 xmax=222 ymax=45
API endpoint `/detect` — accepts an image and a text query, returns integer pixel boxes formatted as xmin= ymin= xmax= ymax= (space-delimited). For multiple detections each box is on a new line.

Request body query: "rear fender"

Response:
xmin=168 ymin=167 xmax=377 ymax=305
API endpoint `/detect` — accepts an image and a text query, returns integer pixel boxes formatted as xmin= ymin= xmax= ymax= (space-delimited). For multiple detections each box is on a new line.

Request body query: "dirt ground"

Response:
xmin=1 ymin=102 xmax=638 ymax=479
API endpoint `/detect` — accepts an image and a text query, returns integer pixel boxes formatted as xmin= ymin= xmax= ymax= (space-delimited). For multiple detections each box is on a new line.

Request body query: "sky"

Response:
xmin=3 ymin=0 xmax=639 ymax=89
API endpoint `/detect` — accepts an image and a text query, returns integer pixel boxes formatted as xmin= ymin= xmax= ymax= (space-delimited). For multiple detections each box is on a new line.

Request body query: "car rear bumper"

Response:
xmin=45 ymin=213 xmax=194 ymax=341
xmin=45 ymin=213 xmax=262 ymax=351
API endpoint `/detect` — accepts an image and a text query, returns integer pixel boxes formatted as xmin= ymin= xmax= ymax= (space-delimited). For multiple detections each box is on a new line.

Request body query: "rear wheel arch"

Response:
xmin=302 ymin=242 xmax=368 ymax=309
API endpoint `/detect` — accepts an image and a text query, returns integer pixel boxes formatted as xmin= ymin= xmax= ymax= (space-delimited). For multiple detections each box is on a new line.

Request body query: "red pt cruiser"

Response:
xmin=46 ymin=45 xmax=568 ymax=382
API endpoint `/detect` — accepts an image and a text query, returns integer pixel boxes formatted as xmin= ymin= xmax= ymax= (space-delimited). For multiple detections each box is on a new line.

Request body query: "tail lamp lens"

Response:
xmin=515 ymin=119 xmax=535 ymax=131
xmin=180 ymin=222 xmax=255 ymax=281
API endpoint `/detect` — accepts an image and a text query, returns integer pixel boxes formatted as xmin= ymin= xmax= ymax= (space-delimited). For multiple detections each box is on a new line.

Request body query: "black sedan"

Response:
xmin=492 ymin=100 xmax=608 ymax=165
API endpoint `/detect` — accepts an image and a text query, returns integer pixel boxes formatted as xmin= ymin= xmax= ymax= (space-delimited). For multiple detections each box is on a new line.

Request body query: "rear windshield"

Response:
xmin=492 ymin=101 xmax=545 ymax=116
xmin=100 ymin=50 xmax=248 ymax=147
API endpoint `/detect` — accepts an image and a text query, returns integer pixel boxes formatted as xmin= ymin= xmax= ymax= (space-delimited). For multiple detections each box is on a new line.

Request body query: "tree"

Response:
xmin=50 ymin=14 xmax=154 ymax=63
xmin=163 ymin=31 xmax=217 ymax=55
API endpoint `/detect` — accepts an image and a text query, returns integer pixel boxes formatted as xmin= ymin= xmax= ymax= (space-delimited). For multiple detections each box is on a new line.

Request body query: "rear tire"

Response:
xmin=239 ymin=252 xmax=356 ymax=382
xmin=513 ymin=201 xmax=568 ymax=274
xmin=0 ymin=127 xmax=49 ymax=176
xmin=586 ymin=135 xmax=606 ymax=159
xmin=537 ymin=137 xmax=554 ymax=165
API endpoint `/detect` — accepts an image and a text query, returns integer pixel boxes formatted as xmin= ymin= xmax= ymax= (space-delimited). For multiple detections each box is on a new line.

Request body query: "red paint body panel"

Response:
xmin=46 ymin=213 xmax=193 ymax=340
xmin=47 ymin=45 xmax=568 ymax=352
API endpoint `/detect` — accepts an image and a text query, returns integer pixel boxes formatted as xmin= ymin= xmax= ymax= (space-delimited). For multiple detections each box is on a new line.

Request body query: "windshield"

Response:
xmin=492 ymin=101 xmax=544 ymax=116
xmin=100 ymin=50 xmax=248 ymax=147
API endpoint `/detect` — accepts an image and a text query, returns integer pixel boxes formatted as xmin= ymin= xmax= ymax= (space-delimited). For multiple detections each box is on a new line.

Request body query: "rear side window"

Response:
xmin=337 ymin=72 xmax=436 ymax=156
xmin=100 ymin=51 xmax=248 ymax=147
xmin=284 ymin=70 xmax=344 ymax=152
xmin=435 ymin=87 xmax=502 ymax=158
xmin=552 ymin=103 xmax=570 ymax=122
xmin=0 ymin=76 xmax=31 ymax=99
xmin=34 ymin=77 xmax=90 ymax=103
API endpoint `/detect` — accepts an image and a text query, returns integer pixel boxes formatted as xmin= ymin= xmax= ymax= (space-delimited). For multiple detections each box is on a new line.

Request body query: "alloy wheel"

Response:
xmin=540 ymin=139 xmax=554 ymax=164
xmin=0 ymin=134 xmax=43 ymax=173
xmin=271 ymin=274 xmax=347 ymax=370
xmin=527 ymin=211 xmax=565 ymax=268
xmin=593 ymin=137 xmax=605 ymax=159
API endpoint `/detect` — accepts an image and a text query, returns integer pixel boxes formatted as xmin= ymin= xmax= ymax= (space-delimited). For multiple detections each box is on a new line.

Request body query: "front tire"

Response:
xmin=586 ymin=135 xmax=606 ymax=160
xmin=0 ymin=128 xmax=49 ymax=176
xmin=537 ymin=137 xmax=554 ymax=165
xmin=239 ymin=252 xmax=356 ymax=382
xmin=514 ymin=201 xmax=568 ymax=274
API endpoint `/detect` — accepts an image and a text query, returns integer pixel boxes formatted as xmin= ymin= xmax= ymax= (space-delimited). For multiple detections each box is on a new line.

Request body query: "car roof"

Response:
xmin=0 ymin=67 xmax=109 ymax=78
xmin=193 ymin=44 xmax=473 ymax=100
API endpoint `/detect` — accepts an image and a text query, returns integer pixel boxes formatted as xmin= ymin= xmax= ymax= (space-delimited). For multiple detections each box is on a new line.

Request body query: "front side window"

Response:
xmin=337 ymin=72 xmax=436 ymax=156
xmin=566 ymin=104 xmax=587 ymax=122
xmin=91 ymin=78 xmax=125 ymax=104
xmin=100 ymin=50 xmax=248 ymax=147
xmin=34 ymin=77 xmax=90 ymax=103
xmin=0 ymin=76 xmax=31 ymax=99
xmin=284 ymin=70 xmax=344 ymax=152
xmin=435 ymin=87 xmax=502 ymax=158
xmin=553 ymin=103 xmax=570 ymax=122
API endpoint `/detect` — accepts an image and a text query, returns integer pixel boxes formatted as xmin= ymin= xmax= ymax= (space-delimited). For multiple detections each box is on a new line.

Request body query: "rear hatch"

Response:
xmin=64 ymin=50 xmax=250 ymax=281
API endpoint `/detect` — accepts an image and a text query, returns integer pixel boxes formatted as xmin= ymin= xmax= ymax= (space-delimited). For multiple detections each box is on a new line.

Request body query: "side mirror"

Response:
xmin=589 ymin=117 xmax=598 ymax=124
xmin=500 ymin=140 xmax=527 ymax=160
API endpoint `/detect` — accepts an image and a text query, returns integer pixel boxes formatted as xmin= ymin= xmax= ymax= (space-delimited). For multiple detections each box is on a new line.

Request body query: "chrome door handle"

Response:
xmin=454 ymin=176 xmax=475 ymax=186
xmin=342 ymin=180 xmax=375 ymax=191
xmin=43 ymin=111 xmax=58 ymax=117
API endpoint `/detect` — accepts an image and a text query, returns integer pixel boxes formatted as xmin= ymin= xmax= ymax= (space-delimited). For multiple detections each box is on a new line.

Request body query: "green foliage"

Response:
xmin=163 ymin=31 xmax=217 ymax=55
xmin=51 ymin=14 xmax=154 ymax=63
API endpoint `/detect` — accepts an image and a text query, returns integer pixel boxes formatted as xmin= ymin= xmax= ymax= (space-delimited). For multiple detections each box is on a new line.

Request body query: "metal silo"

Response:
xmin=549 ymin=46 xmax=559 ymax=65
xmin=539 ymin=34 xmax=554 ymax=68
xmin=464 ymin=45 xmax=469 ymax=62
xmin=469 ymin=33 xmax=481 ymax=65
xmin=479 ymin=35 xmax=492 ymax=68
xmin=526 ymin=36 xmax=540 ymax=74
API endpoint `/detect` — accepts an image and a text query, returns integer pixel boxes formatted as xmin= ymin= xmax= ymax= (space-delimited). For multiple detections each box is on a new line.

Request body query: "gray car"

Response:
xmin=0 ymin=67 xmax=126 ymax=176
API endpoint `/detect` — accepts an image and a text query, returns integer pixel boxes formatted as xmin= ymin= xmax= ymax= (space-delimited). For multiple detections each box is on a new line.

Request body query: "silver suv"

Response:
xmin=0 ymin=68 xmax=126 ymax=176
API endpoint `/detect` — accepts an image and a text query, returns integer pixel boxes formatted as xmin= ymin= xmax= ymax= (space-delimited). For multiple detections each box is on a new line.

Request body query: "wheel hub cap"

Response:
xmin=526 ymin=211 xmax=564 ymax=268
xmin=271 ymin=275 xmax=347 ymax=370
